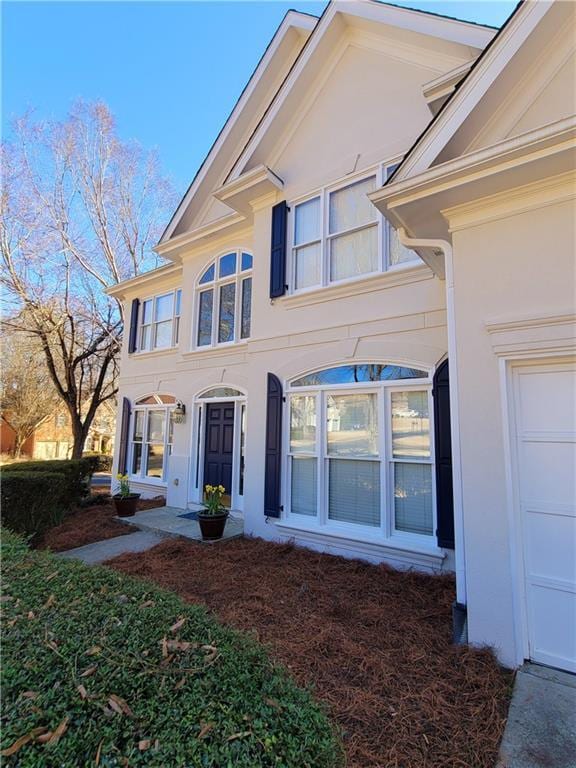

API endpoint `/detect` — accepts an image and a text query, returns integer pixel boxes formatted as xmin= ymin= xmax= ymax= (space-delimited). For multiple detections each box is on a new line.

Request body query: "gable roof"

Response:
xmin=159 ymin=10 xmax=317 ymax=244
xmin=226 ymin=0 xmax=495 ymax=183
xmin=159 ymin=0 xmax=495 ymax=249
xmin=386 ymin=1 xmax=563 ymax=183
xmin=368 ymin=0 xmax=575 ymax=274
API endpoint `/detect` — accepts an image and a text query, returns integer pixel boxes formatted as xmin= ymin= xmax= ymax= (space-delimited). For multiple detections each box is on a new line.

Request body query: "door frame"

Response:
xmin=502 ymin=355 xmax=576 ymax=668
xmin=189 ymin=390 xmax=246 ymax=512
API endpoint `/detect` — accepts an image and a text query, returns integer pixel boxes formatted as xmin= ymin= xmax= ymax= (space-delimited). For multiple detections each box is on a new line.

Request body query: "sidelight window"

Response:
xmin=129 ymin=394 xmax=176 ymax=482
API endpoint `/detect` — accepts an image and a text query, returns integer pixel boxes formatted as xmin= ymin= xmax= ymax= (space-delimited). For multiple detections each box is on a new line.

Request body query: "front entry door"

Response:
xmin=204 ymin=403 xmax=235 ymax=507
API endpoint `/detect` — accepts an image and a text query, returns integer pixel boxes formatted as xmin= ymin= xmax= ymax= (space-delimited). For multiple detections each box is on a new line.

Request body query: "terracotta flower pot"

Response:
xmin=198 ymin=511 xmax=229 ymax=541
xmin=113 ymin=493 xmax=141 ymax=517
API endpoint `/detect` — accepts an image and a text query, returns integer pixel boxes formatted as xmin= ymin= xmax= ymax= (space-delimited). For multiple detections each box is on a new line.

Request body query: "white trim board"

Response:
xmin=392 ymin=1 xmax=556 ymax=182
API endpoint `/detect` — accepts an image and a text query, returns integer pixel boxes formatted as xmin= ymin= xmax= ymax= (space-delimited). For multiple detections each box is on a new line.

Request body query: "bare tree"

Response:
xmin=1 ymin=102 xmax=175 ymax=457
xmin=0 ymin=330 xmax=60 ymax=457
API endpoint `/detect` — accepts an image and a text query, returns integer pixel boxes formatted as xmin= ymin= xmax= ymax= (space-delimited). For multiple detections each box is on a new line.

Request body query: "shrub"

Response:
xmin=2 ymin=458 xmax=95 ymax=498
xmin=0 ymin=459 xmax=96 ymax=538
xmin=0 ymin=472 xmax=74 ymax=537
xmin=0 ymin=530 xmax=343 ymax=767
xmin=82 ymin=452 xmax=113 ymax=472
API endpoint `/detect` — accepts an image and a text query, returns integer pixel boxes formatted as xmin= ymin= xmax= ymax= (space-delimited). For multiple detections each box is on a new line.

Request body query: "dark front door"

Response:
xmin=204 ymin=403 xmax=235 ymax=505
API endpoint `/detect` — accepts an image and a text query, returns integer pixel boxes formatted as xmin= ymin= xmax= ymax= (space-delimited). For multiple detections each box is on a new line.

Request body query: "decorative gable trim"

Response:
xmin=213 ymin=165 xmax=284 ymax=216
xmin=391 ymin=1 xmax=554 ymax=182
xmin=227 ymin=1 xmax=494 ymax=183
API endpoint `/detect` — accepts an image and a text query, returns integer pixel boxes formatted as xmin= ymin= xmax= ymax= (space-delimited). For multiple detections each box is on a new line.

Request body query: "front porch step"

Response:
xmin=120 ymin=506 xmax=243 ymax=544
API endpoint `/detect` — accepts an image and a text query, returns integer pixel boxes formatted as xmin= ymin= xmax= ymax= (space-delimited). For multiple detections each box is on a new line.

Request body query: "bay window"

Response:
xmin=286 ymin=363 xmax=435 ymax=543
xmin=290 ymin=163 xmax=420 ymax=292
xmin=195 ymin=250 xmax=253 ymax=348
xmin=139 ymin=289 xmax=182 ymax=351
xmin=129 ymin=394 xmax=176 ymax=482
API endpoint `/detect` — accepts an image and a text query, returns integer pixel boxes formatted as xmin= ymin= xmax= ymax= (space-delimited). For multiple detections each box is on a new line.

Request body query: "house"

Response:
xmin=1 ymin=401 xmax=116 ymax=460
xmin=107 ymin=0 xmax=575 ymax=673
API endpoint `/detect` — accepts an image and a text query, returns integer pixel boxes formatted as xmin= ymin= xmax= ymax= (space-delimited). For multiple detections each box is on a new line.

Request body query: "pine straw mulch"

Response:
xmin=35 ymin=495 xmax=166 ymax=552
xmin=108 ymin=536 xmax=513 ymax=768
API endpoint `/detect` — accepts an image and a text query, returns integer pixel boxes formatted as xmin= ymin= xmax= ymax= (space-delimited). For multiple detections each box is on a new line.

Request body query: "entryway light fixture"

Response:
xmin=173 ymin=401 xmax=186 ymax=424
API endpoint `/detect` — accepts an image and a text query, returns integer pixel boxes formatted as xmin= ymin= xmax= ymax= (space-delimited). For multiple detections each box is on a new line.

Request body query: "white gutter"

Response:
xmin=398 ymin=229 xmax=467 ymax=605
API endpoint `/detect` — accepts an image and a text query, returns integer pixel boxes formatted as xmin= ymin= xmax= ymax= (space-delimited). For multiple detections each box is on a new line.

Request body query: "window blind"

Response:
xmin=291 ymin=457 xmax=317 ymax=516
xmin=394 ymin=462 xmax=433 ymax=535
xmin=328 ymin=459 xmax=380 ymax=527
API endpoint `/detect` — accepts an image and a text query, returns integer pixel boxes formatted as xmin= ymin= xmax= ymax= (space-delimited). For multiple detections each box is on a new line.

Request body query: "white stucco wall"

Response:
xmin=448 ymin=193 xmax=576 ymax=666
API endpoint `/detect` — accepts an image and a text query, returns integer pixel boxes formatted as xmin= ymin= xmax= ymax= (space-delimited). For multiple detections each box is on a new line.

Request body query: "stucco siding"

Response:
xmin=450 ymin=197 xmax=576 ymax=665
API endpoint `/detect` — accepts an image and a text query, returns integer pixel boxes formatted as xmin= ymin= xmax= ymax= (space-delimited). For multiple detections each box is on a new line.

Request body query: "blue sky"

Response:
xmin=2 ymin=1 xmax=517 ymax=195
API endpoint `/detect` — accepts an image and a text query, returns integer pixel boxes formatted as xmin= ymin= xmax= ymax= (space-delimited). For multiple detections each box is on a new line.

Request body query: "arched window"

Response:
xmin=196 ymin=251 xmax=253 ymax=348
xmin=198 ymin=387 xmax=244 ymax=399
xmin=129 ymin=394 xmax=176 ymax=482
xmin=285 ymin=362 xmax=435 ymax=541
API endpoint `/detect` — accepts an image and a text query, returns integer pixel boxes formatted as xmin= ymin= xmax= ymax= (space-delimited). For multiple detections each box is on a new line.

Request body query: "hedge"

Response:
xmin=0 ymin=472 xmax=75 ymax=537
xmin=0 ymin=530 xmax=343 ymax=767
xmin=82 ymin=452 xmax=113 ymax=472
xmin=3 ymin=457 xmax=98 ymax=479
xmin=0 ymin=459 xmax=96 ymax=538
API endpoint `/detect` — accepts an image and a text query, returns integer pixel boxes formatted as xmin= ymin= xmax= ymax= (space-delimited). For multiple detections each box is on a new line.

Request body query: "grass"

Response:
xmin=110 ymin=536 xmax=514 ymax=768
xmin=1 ymin=529 xmax=343 ymax=767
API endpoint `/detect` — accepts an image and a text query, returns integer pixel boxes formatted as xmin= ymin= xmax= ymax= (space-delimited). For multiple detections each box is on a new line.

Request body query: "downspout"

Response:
xmin=398 ymin=230 xmax=468 ymax=620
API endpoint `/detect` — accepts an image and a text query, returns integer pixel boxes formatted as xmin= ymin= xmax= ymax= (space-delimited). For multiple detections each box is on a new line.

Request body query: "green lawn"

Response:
xmin=1 ymin=529 xmax=342 ymax=767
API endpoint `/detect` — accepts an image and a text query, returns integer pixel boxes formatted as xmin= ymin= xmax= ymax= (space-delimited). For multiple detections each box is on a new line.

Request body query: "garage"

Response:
xmin=513 ymin=361 xmax=576 ymax=672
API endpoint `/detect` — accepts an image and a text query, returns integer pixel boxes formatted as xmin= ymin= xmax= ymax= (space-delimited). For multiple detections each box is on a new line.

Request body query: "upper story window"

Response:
xmin=138 ymin=289 xmax=182 ymax=352
xmin=290 ymin=163 xmax=419 ymax=293
xmin=195 ymin=250 xmax=253 ymax=348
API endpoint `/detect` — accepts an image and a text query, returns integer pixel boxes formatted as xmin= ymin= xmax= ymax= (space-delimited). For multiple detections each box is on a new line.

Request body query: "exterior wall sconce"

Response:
xmin=173 ymin=401 xmax=186 ymax=424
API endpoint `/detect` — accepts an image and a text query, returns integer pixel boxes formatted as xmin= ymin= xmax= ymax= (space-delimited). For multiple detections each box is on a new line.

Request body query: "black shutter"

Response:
xmin=117 ymin=397 xmax=131 ymax=475
xmin=128 ymin=298 xmax=140 ymax=353
xmin=264 ymin=373 xmax=283 ymax=518
xmin=433 ymin=359 xmax=455 ymax=549
xmin=270 ymin=201 xmax=288 ymax=299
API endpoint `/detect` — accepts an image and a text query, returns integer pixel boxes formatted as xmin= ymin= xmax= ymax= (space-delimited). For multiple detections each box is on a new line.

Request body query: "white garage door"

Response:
xmin=514 ymin=361 xmax=576 ymax=672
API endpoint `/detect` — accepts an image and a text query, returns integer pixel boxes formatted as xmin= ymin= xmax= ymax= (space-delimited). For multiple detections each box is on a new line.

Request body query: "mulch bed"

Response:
xmin=35 ymin=495 xmax=165 ymax=552
xmin=109 ymin=536 xmax=513 ymax=768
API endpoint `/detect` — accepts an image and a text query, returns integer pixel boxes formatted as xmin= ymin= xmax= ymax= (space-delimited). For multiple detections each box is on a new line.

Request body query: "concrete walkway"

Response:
xmin=58 ymin=530 xmax=167 ymax=565
xmin=58 ymin=506 xmax=243 ymax=564
xmin=497 ymin=664 xmax=576 ymax=768
xmin=124 ymin=505 xmax=243 ymax=543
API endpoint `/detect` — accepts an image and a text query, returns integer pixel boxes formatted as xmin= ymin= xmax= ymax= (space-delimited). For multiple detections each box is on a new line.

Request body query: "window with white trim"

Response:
xmin=289 ymin=163 xmax=419 ymax=292
xmin=129 ymin=394 xmax=176 ymax=482
xmin=195 ymin=251 xmax=253 ymax=348
xmin=287 ymin=364 xmax=435 ymax=542
xmin=138 ymin=289 xmax=182 ymax=351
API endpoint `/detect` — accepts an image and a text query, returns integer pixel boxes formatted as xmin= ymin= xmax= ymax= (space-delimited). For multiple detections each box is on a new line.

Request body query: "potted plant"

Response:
xmin=198 ymin=484 xmax=229 ymax=540
xmin=113 ymin=474 xmax=141 ymax=517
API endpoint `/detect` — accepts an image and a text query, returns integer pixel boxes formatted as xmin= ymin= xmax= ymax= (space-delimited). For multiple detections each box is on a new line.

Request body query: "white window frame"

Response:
xmin=137 ymin=288 xmax=182 ymax=352
xmin=284 ymin=366 xmax=437 ymax=547
xmin=128 ymin=399 xmax=175 ymax=485
xmin=193 ymin=250 xmax=253 ymax=350
xmin=288 ymin=161 xmax=419 ymax=294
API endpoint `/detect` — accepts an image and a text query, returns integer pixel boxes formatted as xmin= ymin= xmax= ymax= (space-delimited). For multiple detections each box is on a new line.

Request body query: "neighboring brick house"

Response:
xmin=1 ymin=401 xmax=116 ymax=460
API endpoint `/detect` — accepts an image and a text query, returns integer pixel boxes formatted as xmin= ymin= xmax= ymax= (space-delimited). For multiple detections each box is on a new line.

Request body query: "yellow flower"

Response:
xmin=218 ymin=485 xmax=225 ymax=493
